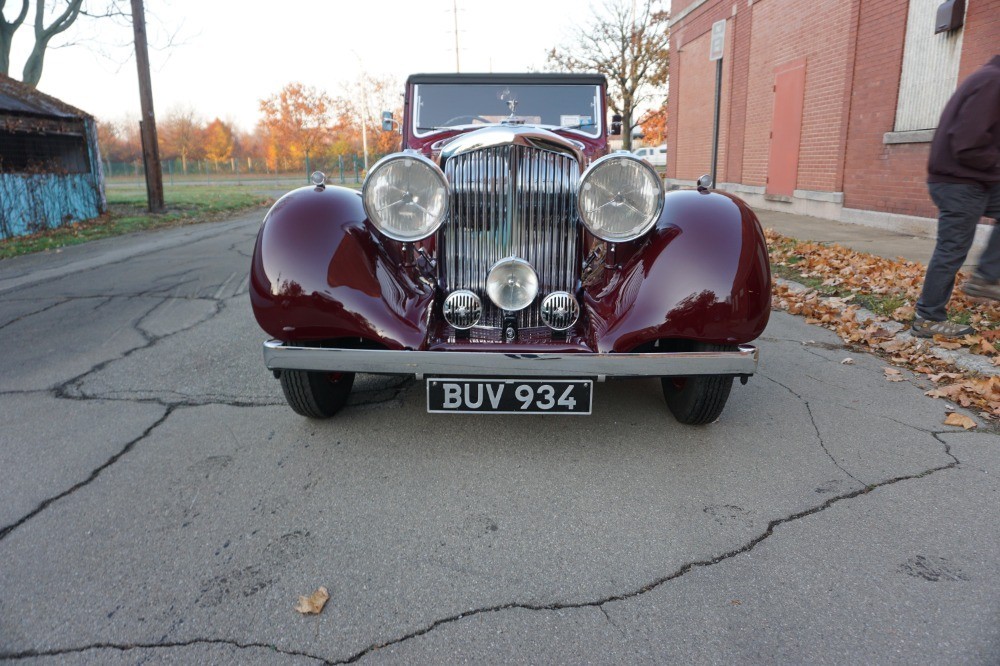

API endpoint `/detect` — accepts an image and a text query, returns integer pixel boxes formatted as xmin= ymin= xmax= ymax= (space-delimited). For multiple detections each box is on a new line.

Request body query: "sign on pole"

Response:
xmin=708 ymin=19 xmax=726 ymax=188
xmin=709 ymin=19 xmax=726 ymax=61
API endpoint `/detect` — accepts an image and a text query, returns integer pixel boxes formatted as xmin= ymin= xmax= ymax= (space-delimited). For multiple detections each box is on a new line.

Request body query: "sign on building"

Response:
xmin=709 ymin=19 xmax=726 ymax=61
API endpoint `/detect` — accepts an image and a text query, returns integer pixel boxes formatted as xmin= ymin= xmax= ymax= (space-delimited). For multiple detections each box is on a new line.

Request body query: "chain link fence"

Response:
xmin=104 ymin=154 xmax=378 ymax=186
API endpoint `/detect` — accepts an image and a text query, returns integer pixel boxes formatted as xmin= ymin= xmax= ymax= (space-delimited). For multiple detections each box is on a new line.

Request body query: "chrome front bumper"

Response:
xmin=263 ymin=340 xmax=758 ymax=379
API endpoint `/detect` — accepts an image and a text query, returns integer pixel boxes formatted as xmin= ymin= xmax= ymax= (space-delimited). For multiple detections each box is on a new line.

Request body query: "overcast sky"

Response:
xmin=3 ymin=0 xmax=627 ymax=130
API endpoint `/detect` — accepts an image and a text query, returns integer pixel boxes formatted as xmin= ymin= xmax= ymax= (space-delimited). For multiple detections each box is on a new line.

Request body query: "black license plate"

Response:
xmin=426 ymin=378 xmax=593 ymax=415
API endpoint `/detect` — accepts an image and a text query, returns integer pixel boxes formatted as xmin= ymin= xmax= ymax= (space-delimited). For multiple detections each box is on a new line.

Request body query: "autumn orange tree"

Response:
xmin=203 ymin=118 xmax=234 ymax=166
xmin=259 ymin=82 xmax=333 ymax=172
xmin=638 ymin=106 xmax=668 ymax=145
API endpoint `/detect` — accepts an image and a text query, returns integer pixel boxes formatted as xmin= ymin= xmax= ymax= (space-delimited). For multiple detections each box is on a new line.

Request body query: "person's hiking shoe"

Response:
xmin=962 ymin=274 xmax=1000 ymax=301
xmin=911 ymin=317 xmax=974 ymax=338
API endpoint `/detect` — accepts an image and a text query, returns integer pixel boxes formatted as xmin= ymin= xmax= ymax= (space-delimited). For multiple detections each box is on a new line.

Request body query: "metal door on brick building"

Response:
xmin=766 ymin=59 xmax=806 ymax=198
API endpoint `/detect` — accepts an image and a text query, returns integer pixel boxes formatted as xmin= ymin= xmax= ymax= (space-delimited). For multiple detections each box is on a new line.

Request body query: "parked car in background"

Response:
xmin=634 ymin=144 xmax=667 ymax=167
xmin=250 ymin=73 xmax=770 ymax=424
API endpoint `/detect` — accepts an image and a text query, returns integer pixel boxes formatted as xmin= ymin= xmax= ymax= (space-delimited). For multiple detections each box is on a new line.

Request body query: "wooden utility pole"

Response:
xmin=131 ymin=0 xmax=164 ymax=212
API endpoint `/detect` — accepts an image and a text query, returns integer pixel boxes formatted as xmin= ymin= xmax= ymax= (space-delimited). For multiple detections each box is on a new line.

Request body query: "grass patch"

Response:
xmin=0 ymin=185 xmax=272 ymax=260
xmin=855 ymin=293 xmax=907 ymax=318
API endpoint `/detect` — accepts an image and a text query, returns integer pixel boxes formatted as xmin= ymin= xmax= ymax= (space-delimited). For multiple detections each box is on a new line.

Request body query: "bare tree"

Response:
xmin=334 ymin=73 xmax=403 ymax=160
xmin=0 ymin=0 xmax=29 ymax=76
xmin=0 ymin=0 xmax=137 ymax=87
xmin=547 ymin=0 xmax=669 ymax=150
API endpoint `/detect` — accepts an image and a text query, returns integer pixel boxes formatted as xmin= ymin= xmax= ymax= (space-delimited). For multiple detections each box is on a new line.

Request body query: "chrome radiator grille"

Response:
xmin=440 ymin=144 xmax=580 ymax=328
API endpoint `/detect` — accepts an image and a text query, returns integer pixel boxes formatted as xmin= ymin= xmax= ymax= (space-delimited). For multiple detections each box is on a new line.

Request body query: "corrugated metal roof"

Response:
xmin=0 ymin=73 xmax=91 ymax=119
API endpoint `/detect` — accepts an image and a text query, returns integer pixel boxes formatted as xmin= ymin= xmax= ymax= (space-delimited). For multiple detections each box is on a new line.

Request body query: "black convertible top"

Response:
xmin=407 ymin=73 xmax=606 ymax=86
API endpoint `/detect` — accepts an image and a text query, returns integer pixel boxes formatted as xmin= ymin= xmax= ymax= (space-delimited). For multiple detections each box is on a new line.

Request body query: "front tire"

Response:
xmin=279 ymin=370 xmax=355 ymax=418
xmin=661 ymin=343 xmax=736 ymax=425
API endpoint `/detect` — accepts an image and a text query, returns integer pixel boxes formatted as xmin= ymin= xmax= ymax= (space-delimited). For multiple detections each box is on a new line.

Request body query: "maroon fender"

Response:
xmin=584 ymin=189 xmax=771 ymax=353
xmin=249 ymin=185 xmax=434 ymax=350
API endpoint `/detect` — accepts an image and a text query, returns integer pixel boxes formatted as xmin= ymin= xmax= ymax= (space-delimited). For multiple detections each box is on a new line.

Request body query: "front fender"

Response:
xmin=249 ymin=185 xmax=434 ymax=350
xmin=585 ymin=189 xmax=771 ymax=353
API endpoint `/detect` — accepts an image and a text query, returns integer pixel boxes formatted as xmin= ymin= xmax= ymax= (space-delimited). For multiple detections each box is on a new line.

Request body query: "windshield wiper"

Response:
xmin=550 ymin=122 xmax=596 ymax=132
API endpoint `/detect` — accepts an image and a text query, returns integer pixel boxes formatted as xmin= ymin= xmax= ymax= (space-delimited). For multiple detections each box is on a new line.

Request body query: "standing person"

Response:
xmin=913 ymin=55 xmax=1000 ymax=338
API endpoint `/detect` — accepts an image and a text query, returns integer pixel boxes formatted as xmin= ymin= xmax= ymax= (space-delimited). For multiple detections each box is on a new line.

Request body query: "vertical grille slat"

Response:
xmin=442 ymin=144 xmax=580 ymax=330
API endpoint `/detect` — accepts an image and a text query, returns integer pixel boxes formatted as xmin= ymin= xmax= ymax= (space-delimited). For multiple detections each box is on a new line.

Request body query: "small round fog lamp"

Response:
xmin=486 ymin=258 xmax=538 ymax=312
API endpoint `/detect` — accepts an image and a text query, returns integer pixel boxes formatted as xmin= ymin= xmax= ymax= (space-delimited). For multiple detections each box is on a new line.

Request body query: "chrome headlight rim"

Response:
xmin=577 ymin=152 xmax=665 ymax=243
xmin=442 ymin=289 xmax=483 ymax=330
xmin=362 ymin=151 xmax=450 ymax=242
xmin=540 ymin=291 xmax=580 ymax=331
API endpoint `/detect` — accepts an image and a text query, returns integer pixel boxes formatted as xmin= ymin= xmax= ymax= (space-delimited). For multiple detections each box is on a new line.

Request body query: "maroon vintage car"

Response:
xmin=250 ymin=73 xmax=771 ymax=424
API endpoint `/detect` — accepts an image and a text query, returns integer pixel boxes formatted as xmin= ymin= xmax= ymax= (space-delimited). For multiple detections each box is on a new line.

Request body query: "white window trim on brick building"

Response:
xmin=887 ymin=0 xmax=965 ymax=143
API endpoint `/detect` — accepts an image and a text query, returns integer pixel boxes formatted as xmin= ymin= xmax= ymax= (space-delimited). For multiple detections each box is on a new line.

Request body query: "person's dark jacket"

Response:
xmin=928 ymin=55 xmax=1000 ymax=185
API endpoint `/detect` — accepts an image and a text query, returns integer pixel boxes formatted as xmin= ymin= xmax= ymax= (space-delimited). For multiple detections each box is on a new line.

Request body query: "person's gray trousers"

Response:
xmin=916 ymin=182 xmax=1000 ymax=321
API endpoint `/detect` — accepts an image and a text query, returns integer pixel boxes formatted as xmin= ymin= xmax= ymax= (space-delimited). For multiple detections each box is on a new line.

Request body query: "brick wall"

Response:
xmin=840 ymin=0 xmax=1000 ymax=218
xmin=670 ymin=0 xmax=998 ymax=219
xmin=674 ymin=29 xmax=732 ymax=181
xmin=667 ymin=0 xmax=741 ymax=183
xmin=743 ymin=0 xmax=852 ymax=191
xmin=958 ymin=0 xmax=1000 ymax=79
xmin=841 ymin=0 xmax=926 ymax=216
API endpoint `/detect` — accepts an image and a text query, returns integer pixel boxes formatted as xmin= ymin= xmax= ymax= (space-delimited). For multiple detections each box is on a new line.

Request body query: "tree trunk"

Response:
xmin=21 ymin=40 xmax=46 ymax=87
xmin=0 ymin=0 xmax=29 ymax=78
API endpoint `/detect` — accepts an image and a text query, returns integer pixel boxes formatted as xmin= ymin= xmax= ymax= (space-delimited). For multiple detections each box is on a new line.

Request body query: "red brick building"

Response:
xmin=666 ymin=0 xmax=999 ymax=236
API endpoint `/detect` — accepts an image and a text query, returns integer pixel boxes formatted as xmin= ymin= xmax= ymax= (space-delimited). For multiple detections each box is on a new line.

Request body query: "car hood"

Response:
xmin=425 ymin=125 xmax=597 ymax=168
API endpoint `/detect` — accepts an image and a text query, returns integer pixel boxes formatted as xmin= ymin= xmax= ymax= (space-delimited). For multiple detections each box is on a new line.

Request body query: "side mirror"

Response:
xmin=610 ymin=114 xmax=622 ymax=137
xmin=381 ymin=110 xmax=394 ymax=132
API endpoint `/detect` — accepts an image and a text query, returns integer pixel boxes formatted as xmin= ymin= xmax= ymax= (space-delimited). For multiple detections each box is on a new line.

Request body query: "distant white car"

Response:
xmin=634 ymin=144 xmax=667 ymax=167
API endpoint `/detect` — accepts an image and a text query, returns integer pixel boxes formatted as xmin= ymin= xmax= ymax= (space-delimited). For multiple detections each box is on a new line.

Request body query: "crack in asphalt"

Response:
xmin=0 ymin=298 xmax=68 ymax=332
xmin=0 ymin=227 xmax=980 ymax=661
xmin=0 ymin=254 xmax=411 ymax=543
xmin=0 ymin=407 xmax=173 ymax=542
xmin=0 ymin=638 xmax=327 ymax=663
xmin=760 ymin=374 xmax=866 ymax=487
xmin=322 ymin=442 xmax=961 ymax=664
xmin=0 ymin=439 xmax=963 ymax=663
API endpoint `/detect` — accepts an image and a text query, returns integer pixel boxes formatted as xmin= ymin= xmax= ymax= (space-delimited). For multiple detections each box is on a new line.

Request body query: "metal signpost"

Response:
xmin=709 ymin=19 xmax=726 ymax=188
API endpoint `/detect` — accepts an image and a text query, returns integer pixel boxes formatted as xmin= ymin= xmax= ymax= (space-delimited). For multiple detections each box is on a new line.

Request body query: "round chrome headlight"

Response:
xmin=577 ymin=153 xmax=664 ymax=242
xmin=486 ymin=257 xmax=538 ymax=312
xmin=362 ymin=153 xmax=449 ymax=242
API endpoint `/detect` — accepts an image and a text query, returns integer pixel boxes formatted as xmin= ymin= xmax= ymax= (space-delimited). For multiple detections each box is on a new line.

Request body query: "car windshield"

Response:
xmin=413 ymin=83 xmax=602 ymax=137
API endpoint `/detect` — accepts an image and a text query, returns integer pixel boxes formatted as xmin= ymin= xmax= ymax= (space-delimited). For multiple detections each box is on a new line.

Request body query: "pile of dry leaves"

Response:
xmin=767 ymin=229 xmax=1000 ymax=422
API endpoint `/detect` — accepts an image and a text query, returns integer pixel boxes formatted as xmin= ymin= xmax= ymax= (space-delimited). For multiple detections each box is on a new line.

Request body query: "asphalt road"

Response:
xmin=0 ymin=207 xmax=998 ymax=664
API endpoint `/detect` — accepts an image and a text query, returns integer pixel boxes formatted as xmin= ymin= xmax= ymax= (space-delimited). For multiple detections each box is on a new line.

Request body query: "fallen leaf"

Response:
xmin=943 ymin=412 xmax=977 ymax=430
xmin=883 ymin=367 xmax=904 ymax=382
xmin=927 ymin=372 xmax=963 ymax=383
xmin=893 ymin=305 xmax=916 ymax=320
xmin=934 ymin=340 xmax=963 ymax=350
xmin=295 ymin=586 xmax=330 ymax=615
xmin=975 ymin=339 xmax=997 ymax=356
xmin=841 ymin=358 xmax=854 ymax=365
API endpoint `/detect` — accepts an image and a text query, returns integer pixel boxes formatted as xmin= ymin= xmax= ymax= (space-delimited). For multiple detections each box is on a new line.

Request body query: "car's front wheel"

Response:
xmin=279 ymin=370 xmax=355 ymax=419
xmin=661 ymin=343 xmax=736 ymax=425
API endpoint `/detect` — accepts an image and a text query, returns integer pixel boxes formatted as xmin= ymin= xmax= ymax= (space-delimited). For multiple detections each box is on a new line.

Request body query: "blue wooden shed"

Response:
xmin=0 ymin=74 xmax=106 ymax=239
